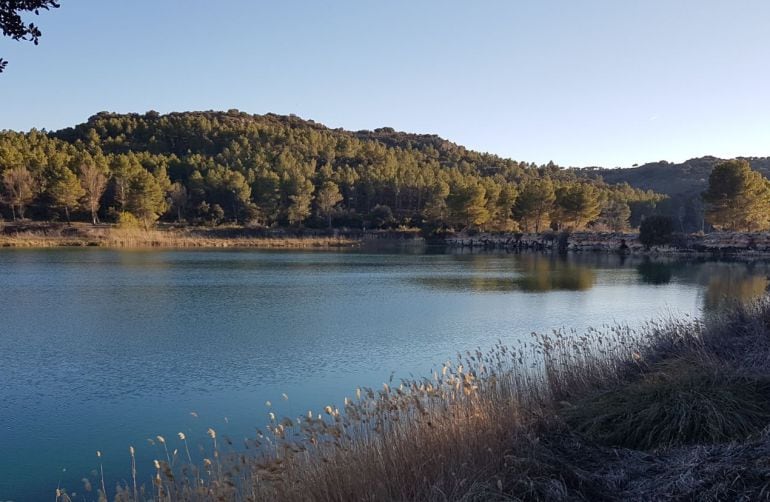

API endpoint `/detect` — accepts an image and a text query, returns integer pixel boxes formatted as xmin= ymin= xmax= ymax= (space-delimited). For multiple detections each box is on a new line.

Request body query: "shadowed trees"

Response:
xmin=639 ymin=215 xmax=674 ymax=249
xmin=168 ymin=182 xmax=188 ymax=223
xmin=599 ymin=197 xmax=631 ymax=232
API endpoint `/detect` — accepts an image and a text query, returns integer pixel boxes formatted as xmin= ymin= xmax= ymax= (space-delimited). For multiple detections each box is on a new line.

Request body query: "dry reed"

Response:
xmin=0 ymin=225 xmax=360 ymax=249
xmin=55 ymin=299 xmax=770 ymax=501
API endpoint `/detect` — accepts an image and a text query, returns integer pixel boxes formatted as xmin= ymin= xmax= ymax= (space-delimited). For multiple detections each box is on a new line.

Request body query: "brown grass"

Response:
xmin=56 ymin=300 xmax=770 ymax=501
xmin=0 ymin=224 xmax=360 ymax=249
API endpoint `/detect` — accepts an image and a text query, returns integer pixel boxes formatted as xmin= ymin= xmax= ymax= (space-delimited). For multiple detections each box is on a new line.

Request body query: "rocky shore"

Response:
xmin=446 ymin=231 xmax=770 ymax=255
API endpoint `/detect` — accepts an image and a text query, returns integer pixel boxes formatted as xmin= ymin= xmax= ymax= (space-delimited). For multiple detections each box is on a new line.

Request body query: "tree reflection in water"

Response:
xmin=703 ymin=266 xmax=769 ymax=313
xmin=413 ymin=254 xmax=595 ymax=293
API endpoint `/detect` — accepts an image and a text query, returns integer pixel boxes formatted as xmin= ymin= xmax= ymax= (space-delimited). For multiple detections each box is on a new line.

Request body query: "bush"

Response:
xmin=369 ymin=204 xmax=394 ymax=229
xmin=563 ymin=359 xmax=770 ymax=450
xmin=116 ymin=211 xmax=141 ymax=229
xmin=639 ymin=215 xmax=674 ymax=248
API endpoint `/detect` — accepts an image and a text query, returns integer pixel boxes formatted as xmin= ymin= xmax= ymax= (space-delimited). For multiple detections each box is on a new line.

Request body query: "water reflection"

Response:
xmin=513 ymin=255 xmax=596 ymax=292
xmin=637 ymin=259 xmax=674 ymax=285
xmin=703 ymin=264 xmax=769 ymax=312
xmin=414 ymin=254 xmax=596 ymax=292
xmin=414 ymin=252 xmax=770 ymax=311
xmin=632 ymin=257 xmax=770 ymax=312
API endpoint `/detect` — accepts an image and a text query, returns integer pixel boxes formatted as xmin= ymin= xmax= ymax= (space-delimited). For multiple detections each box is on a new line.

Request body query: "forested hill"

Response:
xmin=0 ymin=109 xmax=675 ymax=231
xmin=53 ymin=110 xmax=544 ymax=175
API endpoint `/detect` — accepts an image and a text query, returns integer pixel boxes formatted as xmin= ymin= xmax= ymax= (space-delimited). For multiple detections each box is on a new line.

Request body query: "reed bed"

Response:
xmin=0 ymin=226 xmax=359 ymax=249
xmin=56 ymin=300 xmax=770 ymax=501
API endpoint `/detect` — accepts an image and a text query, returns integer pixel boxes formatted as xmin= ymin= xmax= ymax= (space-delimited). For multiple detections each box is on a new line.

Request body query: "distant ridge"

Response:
xmin=580 ymin=156 xmax=770 ymax=196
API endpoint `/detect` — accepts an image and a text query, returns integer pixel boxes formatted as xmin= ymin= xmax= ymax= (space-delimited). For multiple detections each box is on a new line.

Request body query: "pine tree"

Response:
xmin=600 ymin=198 xmax=631 ymax=232
xmin=514 ymin=178 xmax=556 ymax=232
xmin=48 ymin=165 xmax=84 ymax=224
xmin=704 ymin=160 xmax=770 ymax=231
xmin=315 ymin=180 xmax=343 ymax=228
xmin=447 ymin=180 xmax=490 ymax=229
xmin=555 ymin=183 xmax=601 ymax=230
xmin=168 ymin=182 xmax=188 ymax=223
xmin=287 ymin=178 xmax=314 ymax=226
xmin=127 ymin=169 xmax=167 ymax=229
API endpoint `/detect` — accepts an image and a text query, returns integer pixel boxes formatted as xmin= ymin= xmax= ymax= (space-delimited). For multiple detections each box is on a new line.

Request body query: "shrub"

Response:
xmin=563 ymin=359 xmax=770 ymax=450
xmin=639 ymin=215 xmax=674 ymax=248
xmin=116 ymin=211 xmax=141 ymax=229
xmin=369 ymin=204 xmax=394 ymax=229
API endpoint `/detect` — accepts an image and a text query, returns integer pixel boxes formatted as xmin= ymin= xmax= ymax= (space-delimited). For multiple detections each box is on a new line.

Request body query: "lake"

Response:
xmin=0 ymin=248 xmax=768 ymax=500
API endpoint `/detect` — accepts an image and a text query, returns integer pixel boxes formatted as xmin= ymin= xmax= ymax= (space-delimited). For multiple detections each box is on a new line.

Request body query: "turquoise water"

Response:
xmin=0 ymin=248 xmax=767 ymax=500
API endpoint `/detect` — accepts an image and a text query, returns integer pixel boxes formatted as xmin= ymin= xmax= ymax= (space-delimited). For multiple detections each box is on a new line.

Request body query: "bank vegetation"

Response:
xmin=0 ymin=223 xmax=359 ymax=249
xmin=55 ymin=298 xmax=770 ymax=501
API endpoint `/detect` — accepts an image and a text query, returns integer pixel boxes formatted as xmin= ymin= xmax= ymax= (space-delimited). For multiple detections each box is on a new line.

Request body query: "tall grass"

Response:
xmin=99 ymin=227 xmax=359 ymax=249
xmin=57 ymin=300 xmax=770 ymax=501
xmin=0 ymin=225 xmax=359 ymax=248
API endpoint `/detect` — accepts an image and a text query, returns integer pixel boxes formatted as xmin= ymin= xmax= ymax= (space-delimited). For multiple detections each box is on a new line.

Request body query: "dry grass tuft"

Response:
xmin=564 ymin=358 xmax=770 ymax=449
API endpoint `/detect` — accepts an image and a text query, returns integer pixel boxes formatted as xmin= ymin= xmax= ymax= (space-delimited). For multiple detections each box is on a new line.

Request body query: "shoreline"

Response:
xmin=5 ymin=223 xmax=770 ymax=258
xmin=0 ymin=234 xmax=362 ymax=249
xmin=447 ymin=230 xmax=770 ymax=257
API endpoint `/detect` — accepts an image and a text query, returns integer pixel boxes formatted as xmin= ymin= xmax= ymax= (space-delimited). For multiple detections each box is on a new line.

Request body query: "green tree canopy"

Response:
xmin=315 ymin=180 xmax=343 ymax=228
xmin=703 ymin=160 xmax=770 ymax=232
xmin=0 ymin=111 xmax=664 ymax=229
xmin=554 ymin=183 xmax=601 ymax=230
xmin=514 ymin=178 xmax=556 ymax=232
xmin=287 ymin=177 xmax=314 ymax=226
xmin=126 ymin=169 xmax=167 ymax=228
xmin=448 ymin=180 xmax=490 ymax=229
xmin=47 ymin=164 xmax=84 ymax=224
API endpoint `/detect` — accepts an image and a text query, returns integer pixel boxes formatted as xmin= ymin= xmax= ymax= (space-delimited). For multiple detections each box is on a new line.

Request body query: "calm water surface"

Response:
xmin=0 ymin=248 xmax=768 ymax=500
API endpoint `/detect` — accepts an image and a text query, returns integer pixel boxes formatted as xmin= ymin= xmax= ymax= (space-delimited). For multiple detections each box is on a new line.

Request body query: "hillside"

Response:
xmin=574 ymin=157 xmax=770 ymax=233
xmin=53 ymin=110 xmax=545 ymax=178
xmin=582 ymin=156 xmax=770 ymax=197
xmin=0 ymin=110 xmax=660 ymax=231
xmin=3 ymin=110 xmax=767 ymax=234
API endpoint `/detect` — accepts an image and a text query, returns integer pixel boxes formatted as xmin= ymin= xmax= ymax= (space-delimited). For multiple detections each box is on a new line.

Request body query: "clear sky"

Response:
xmin=1 ymin=0 xmax=768 ymax=168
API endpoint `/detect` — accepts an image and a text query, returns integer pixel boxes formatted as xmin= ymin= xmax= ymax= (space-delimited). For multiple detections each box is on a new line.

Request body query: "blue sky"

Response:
xmin=1 ymin=0 xmax=768 ymax=167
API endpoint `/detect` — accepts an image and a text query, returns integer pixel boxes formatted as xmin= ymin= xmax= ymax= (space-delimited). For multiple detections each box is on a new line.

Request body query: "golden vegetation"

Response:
xmin=56 ymin=300 xmax=770 ymax=501
xmin=0 ymin=224 xmax=359 ymax=249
